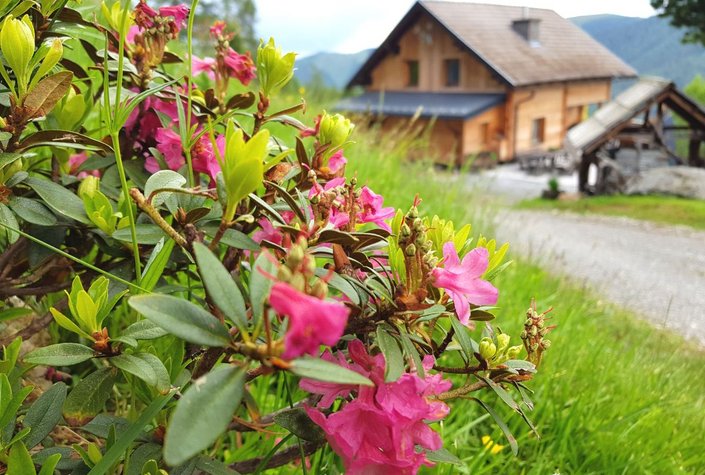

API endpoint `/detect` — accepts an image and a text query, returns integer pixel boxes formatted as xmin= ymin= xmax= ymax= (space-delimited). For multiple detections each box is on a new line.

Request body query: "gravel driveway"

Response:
xmin=494 ymin=209 xmax=705 ymax=345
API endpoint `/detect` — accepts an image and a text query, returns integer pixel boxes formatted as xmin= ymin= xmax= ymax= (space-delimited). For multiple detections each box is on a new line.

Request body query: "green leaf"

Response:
xmin=193 ymin=242 xmax=248 ymax=330
xmin=164 ymin=365 xmax=246 ymax=466
xmin=37 ymin=453 xmax=62 ymax=475
xmin=218 ymin=229 xmax=259 ymax=251
xmin=450 ymin=316 xmax=479 ymax=360
xmin=23 ymin=71 xmax=73 ymax=119
xmin=140 ymin=237 xmax=175 ymax=292
xmin=0 ymin=307 xmax=32 ymax=324
xmin=113 ymin=224 xmax=166 ymax=245
xmin=0 ymin=202 xmax=19 ymax=245
xmin=8 ymin=197 xmax=57 ymax=226
xmin=86 ymin=390 xmax=176 ymax=475
xmin=24 ymin=343 xmax=95 ymax=366
xmin=121 ymin=319 xmax=169 ymax=340
xmin=109 ymin=353 xmax=171 ymax=394
xmin=273 ymin=407 xmax=325 ymax=442
xmin=290 ymin=357 xmax=373 ymax=386
xmin=425 ymin=447 xmax=461 ymax=465
xmin=376 ymin=324 xmax=404 ymax=382
xmin=63 ymin=367 xmax=117 ymax=427
xmin=473 ymin=397 xmax=519 ymax=456
xmin=23 ymin=382 xmax=67 ymax=449
xmin=129 ymin=294 xmax=230 ymax=347
xmin=195 ymin=456 xmax=242 ymax=475
xmin=8 ymin=441 xmax=37 ymax=475
xmin=249 ymin=251 xmax=276 ymax=324
xmin=143 ymin=170 xmax=186 ymax=209
xmin=398 ymin=326 xmax=424 ymax=378
xmin=25 ymin=177 xmax=89 ymax=224
xmin=0 ymin=383 xmax=32 ymax=433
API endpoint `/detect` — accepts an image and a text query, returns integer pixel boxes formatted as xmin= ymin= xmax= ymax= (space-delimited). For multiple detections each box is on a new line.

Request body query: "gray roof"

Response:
xmin=348 ymin=1 xmax=636 ymax=89
xmin=566 ymin=78 xmax=672 ymax=154
xmin=336 ymin=91 xmax=505 ymax=119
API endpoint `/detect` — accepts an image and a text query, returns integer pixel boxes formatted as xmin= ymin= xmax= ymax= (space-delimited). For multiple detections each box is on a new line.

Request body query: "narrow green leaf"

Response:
xmin=0 ymin=202 xmax=19 ymax=245
xmin=8 ymin=442 xmax=37 ymax=475
xmin=109 ymin=353 xmax=171 ymax=394
xmin=193 ymin=242 xmax=248 ymax=330
xmin=249 ymin=251 xmax=276 ymax=324
xmin=37 ymin=453 xmax=62 ymax=475
xmin=473 ymin=397 xmax=519 ymax=456
xmin=25 ymin=177 xmax=89 ymax=224
xmin=86 ymin=390 xmax=176 ymax=475
xmin=425 ymin=447 xmax=462 ymax=465
xmin=450 ymin=316 xmax=479 ymax=360
xmin=121 ymin=319 xmax=169 ymax=340
xmin=8 ymin=197 xmax=57 ymax=226
xmin=398 ymin=326 xmax=425 ymax=378
xmin=129 ymin=294 xmax=230 ymax=347
xmin=273 ymin=407 xmax=325 ymax=442
xmin=164 ymin=365 xmax=247 ymax=466
xmin=0 ymin=385 xmax=33 ymax=433
xmin=195 ymin=456 xmax=242 ymax=475
xmin=112 ymin=224 xmax=166 ymax=245
xmin=290 ymin=357 xmax=373 ymax=386
xmin=140 ymin=237 xmax=175 ymax=292
xmin=24 ymin=343 xmax=95 ymax=366
xmin=63 ymin=368 xmax=117 ymax=427
xmin=23 ymin=382 xmax=67 ymax=449
xmin=376 ymin=324 xmax=405 ymax=382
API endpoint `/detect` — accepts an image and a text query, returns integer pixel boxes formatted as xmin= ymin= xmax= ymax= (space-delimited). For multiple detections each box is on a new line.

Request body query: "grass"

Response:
xmin=518 ymin=195 xmax=705 ymax=231
xmin=342 ymin=124 xmax=705 ymax=474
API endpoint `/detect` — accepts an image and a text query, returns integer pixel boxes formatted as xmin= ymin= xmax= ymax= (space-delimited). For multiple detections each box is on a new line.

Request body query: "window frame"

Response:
xmin=444 ymin=58 xmax=460 ymax=87
xmin=531 ymin=117 xmax=546 ymax=145
xmin=406 ymin=60 xmax=419 ymax=87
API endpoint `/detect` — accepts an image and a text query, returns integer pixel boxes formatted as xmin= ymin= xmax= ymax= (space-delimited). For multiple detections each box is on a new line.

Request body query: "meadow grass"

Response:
xmin=343 ymin=124 xmax=705 ymax=474
xmin=518 ymin=194 xmax=705 ymax=231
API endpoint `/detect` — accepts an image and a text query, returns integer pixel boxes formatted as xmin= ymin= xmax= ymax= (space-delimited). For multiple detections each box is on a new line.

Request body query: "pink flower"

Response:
xmin=431 ymin=243 xmax=498 ymax=325
xmin=192 ymin=56 xmax=216 ymax=79
xmin=304 ymin=341 xmax=450 ymax=474
xmin=192 ymin=134 xmax=224 ymax=181
xmin=224 ymin=49 xmax=256 ymax=86
xmin=68 ymin=152 xmax=100 ymax=178
xmin=209 ymin=20 xmax=226 ymax=38
xmin=158 ymin=4 xmax=189 ymax=30
xmin=327 ymin=150 xmax=347 ymax=173
xmin=269 ymin=282 xmax=349 ymax=359
xmin=134 ymin=0 xmax=158 ymax=29
xmin=145 ymin=128 xmax=185 ymax=173
xmin=357 ymin=186 xmax=394 ymax=231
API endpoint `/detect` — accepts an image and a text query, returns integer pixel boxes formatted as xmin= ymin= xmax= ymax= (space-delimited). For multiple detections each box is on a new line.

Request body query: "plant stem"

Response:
xmin=112 ymin=132 xmax=142 ymax=282
xmin=129 ymin=188 xmax=188 ymax=248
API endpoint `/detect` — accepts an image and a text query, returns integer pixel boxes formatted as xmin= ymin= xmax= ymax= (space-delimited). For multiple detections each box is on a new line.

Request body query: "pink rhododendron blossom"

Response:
xmin=300 ymin=114 xmax=321 ymax=138
xmin=223 ymin=49 xmax=256 ymax=85
xmin=304 ymin=341 xmax=450 ymax=474
xmin=134 ymin=0 xmax=158 ymax=28
xmin=209 ymin=20 xmax=226 ymax=38
xmin=192 ymin=134 xmax=225 ymax=180
xmin=158 ymin=4 xmax=189 ymax=29
xmin=327 ymin=150 xmax=347 ymax=173
xmin=431 ymin=243 xmax=499 ymax=325
xmin=269 ymin=282 xmax=349 ymax=359
xmin=357 ymin=186 xmax=395 ymax=231
xmin=192 ymin=56 xmax=216 ymax=79
xmin=68 ymin=152 xmax=100 ymax=178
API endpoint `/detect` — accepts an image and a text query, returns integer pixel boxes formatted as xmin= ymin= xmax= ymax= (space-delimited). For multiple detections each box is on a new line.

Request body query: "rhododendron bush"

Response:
xmin=0 ymin=1 xmax=554 ymax=473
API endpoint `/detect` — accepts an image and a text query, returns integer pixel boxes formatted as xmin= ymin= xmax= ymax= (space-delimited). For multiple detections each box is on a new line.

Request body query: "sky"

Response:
xmin=254 ymin=0 xmax=657 ymax=57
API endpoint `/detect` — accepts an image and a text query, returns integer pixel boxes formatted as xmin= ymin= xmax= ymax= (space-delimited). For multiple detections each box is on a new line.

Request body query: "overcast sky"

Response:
xmin=254 ymin=0 xmax=657 ymax=57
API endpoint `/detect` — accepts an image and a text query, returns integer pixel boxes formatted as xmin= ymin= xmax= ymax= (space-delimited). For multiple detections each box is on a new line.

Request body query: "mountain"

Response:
xmin=293 ymin=15 xmax=705 ymax=91
xmin=295 ymin=50 xmax=373 ymax=89
xmin=573 ymin=14 xmax=705 ymax=89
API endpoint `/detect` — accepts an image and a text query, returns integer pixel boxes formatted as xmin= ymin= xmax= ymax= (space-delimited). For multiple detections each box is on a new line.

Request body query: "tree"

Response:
xmin=651 ymin=0 xmax=705 ymax=46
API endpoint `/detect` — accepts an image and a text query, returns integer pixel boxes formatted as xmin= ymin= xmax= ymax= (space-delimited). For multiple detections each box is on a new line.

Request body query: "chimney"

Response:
xmin=512 ymin=14 xmax=541 ymax=46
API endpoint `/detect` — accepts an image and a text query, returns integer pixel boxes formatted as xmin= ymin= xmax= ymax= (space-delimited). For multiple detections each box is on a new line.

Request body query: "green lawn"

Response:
xmin=518 ymin=195 xmax=705 ymax=231
xmin=344 ymin=125 xmax=705 ymax=474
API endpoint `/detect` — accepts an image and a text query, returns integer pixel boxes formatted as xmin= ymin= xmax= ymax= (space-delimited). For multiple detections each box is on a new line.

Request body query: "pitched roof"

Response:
xmin=348 ymin=1 xmax=637 ymax=89
xmin=566 ymin=77 xmax=705 ymax=155
xmin=336 ymin=91 xmax=505 ymax=119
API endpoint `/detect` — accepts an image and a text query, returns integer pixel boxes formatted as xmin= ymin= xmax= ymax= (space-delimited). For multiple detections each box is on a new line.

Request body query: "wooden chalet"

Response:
xmin=339 ymin=1 xmax=636 ymax=165
xmin=566 ymin=77 xmax=705 ymax=192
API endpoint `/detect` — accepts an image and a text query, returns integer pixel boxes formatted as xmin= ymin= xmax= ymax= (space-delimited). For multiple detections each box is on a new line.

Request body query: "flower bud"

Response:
xmin=541 ymin=339 xmax=551 ymax=350
xmin=78 ymin=176 xmax=100 ymax=199
xmin=479 ymin=337 xmax=497 ymax=360
xmin=35 ymin=39 xmax=63 ymax=79
xmin=412 ymin=218 xmax=423 ymax=231
xmin=303 ymin=255 xmax=316 ymax=277
xmin=506 ymin=345 xmax=522 ymax=359
xmin=405 ymin=243 xmax=416 ymax=256
xmin=289 ymin=273 xmax=306 ymax=293
xmin=318 ymin=112 xmax=354 ymax=150
xmin=286 ymin=245 xmax=304 ymax=269
xmin=520 ymin=330 xmax=528 ymax=340
xmin=0 ymin=116 xmax=6 ymax=128
xmin=276 ymin=265 xmax=292 ymax=282
xmin=407 ymin=206 xmax=419 ymax=219
xmin=400 ymin=223 xmax=411 ymax=237
xmin=0 ymin=15 xmax=35 ymax=85
xmin=311 ymin=279 xmax=328 ymax=299
xmin=496 ymin=333 xmax=510 ymax=353
xmin=256 ymin=37 xmax=296 ymax=98
xmin=529 ymin=326 xmax=538 ymax=337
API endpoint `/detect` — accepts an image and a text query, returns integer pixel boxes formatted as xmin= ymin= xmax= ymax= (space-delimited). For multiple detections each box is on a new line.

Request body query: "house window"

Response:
xmin=406 ymin=60 xmax=419 ymax=87
xmin=445 ymin=59 xmax=460 ymax=87
xmin=531 ymin=118 xmax=545 ymax=145
xmin=481 ymin=122 xmax=490 ymax=144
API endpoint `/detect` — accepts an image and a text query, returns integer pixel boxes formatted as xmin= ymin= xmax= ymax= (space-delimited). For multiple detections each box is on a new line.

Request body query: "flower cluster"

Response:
xmin=304 ymin=341 xmax=451 ymax=474
xmin=129 ymin=0 xmax=190 ymax=75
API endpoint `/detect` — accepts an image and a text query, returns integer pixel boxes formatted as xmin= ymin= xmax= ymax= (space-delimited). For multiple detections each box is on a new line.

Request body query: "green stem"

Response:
xmin=183 ymin=0 xmax=200 ymax=187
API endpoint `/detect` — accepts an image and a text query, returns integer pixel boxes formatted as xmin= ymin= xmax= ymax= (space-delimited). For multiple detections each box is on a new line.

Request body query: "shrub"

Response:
xmin=0 ymin=1 xmax=552 ymax=473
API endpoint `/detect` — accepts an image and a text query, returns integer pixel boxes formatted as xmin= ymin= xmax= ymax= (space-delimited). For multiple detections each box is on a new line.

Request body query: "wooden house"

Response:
xmin=339 ymin=1 xmax=637 ymax=165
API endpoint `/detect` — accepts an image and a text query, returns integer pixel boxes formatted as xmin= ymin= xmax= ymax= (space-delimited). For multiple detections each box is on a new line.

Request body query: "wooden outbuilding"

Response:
xmin=565 ymin=77 xmax=705 ymax=193
xmin=339 ymin=1 xmax=636 ymax=165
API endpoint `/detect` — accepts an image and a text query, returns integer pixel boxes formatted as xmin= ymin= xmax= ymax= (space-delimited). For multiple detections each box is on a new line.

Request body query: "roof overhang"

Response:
xmin=335 ymin=91 xmax=506 ymax=120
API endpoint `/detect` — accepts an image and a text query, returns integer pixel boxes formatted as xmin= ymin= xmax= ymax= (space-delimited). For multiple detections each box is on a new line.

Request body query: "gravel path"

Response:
xmin=494 ymin=210 xmax=705 ymax=344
